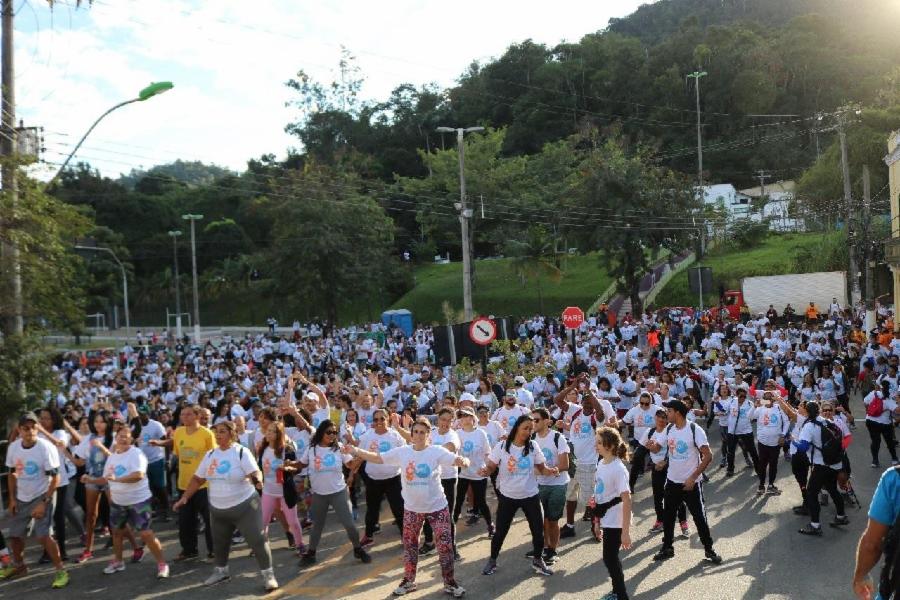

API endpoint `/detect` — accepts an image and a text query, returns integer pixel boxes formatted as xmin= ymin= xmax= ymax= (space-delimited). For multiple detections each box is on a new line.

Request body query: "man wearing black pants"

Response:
xmin=650 ymin=400 xmax=722 ymax=564
xmin=178 ymin=487 xmax=213 ymax=557
xmin=360 ymin=473 xmax=404 ymax=543
xmin=862 ymin=384 xmax=899 ymax=468
xmin=354 ymin=410 xmax=407 ymax=548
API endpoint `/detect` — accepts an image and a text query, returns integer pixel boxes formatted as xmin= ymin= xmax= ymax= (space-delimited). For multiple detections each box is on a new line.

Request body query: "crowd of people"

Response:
xmin=1 ymin=304 xmax=900 ymax=599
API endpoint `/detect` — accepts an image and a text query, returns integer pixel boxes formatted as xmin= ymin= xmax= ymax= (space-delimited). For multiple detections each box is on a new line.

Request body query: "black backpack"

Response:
xmin=811 ymin=419 xmax=844 ymax=465
xmin=879 ymin=466 xmax=900 ymax=600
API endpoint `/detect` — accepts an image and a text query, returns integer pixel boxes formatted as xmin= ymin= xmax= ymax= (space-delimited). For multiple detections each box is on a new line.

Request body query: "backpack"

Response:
xmin=879 ymin=467 xmax=900 ymax=600
xmin=663 ymin=422 xmax=710 ymax=483
xmin=811 ymin=419 xmax=844 ymax=465
xmin=867 ymin=393 xmax=886 ymax=418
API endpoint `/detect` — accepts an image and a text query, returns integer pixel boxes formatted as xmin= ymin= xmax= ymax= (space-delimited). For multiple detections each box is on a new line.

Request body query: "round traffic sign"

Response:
xmin=469 ymin=317 xmax=497 ymax=346
xmin=561 ymin=306 xmax=585 ymax=330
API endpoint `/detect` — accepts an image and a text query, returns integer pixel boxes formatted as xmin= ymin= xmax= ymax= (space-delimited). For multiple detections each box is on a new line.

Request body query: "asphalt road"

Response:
xmin=3 ymin=412 xmax=892 ymax=600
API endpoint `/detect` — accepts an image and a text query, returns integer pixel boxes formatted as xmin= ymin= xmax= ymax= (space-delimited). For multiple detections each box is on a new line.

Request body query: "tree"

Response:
xmin=505 ymin=224 xmax=564 ymax=314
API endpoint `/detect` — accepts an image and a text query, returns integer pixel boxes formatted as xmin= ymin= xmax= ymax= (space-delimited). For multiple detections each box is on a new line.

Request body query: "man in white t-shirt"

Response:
xmin=647 ymin=400 xmax=722 ymax=565
xmin=352 ymin=409 xmax=406 ymax=546
xmin=138 ymin=406 xmax=170 ymax=521
xmin=2 ymin=412 xmax=69 ymax=587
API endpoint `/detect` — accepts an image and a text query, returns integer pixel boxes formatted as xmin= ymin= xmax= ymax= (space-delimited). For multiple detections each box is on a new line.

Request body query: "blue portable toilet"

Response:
xmin=381 ymin=309 xmax=414 ymax=337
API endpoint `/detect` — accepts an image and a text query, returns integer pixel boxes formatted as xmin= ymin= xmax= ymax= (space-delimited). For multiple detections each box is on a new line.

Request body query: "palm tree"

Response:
xmin=505 ymin=225 xmax=564 ymax=314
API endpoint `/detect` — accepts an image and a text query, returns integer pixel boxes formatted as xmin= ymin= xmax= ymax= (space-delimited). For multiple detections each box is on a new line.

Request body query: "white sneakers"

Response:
xmin=261 ymin=568 xmax=279 ymax=591
xmin=102 ymin=561 xmax=125 ymax=575
xmin=204 ymin=566 xmax=231 ymax=586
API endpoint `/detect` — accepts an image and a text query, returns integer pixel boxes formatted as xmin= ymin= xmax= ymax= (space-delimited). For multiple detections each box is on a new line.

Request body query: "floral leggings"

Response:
xmin=402 ymin=508 xmax=454 ymax=585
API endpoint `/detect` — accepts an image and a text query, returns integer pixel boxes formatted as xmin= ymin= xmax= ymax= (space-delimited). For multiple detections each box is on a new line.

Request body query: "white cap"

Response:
xmin=514 ymin=375 xmax=527 ymax=385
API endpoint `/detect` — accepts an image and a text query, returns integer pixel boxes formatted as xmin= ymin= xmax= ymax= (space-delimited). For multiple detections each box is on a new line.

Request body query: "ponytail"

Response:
xmin=596 ymin=426 xmax=630 ymax=463
xmin=615 ymin=441 xmax=629 ymax=461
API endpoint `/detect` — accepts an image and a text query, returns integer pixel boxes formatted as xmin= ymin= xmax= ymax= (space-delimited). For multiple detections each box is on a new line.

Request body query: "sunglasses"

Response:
xmin=373 ymin=417 xmax=386 ymax=422
xmin=324 ymin=430 xmax=338 ymax=435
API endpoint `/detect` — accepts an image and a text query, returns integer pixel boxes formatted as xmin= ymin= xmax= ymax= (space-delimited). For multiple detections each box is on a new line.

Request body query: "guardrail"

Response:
xmin=644 ymin=252 xmax=697 ymax=307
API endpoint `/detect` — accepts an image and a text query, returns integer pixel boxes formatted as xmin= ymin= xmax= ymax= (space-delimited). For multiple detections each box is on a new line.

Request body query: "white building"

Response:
xmin=739 ymin=180 xmax=805 ymax=232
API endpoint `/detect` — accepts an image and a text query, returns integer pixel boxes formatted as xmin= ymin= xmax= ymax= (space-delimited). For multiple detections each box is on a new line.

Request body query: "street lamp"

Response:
xmin=74 ymin=244 xmax=130 ymax=338
xmin=686 ymin=70 xmax=707 ymax=187
xmin=436 ymin=126 xmax=484 ymax=321
xmin=182 ymin=214 xmax=203 ymax=342
xmin=168 ymin=230 xmax=183 ymax=339
xmin=48 ymin=81 xmax=174 ymax=186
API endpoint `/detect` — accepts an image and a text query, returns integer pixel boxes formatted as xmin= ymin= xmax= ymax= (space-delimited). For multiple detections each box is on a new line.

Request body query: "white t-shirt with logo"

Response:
xmin=492 ymin=404 xmax=531 ymax=434
xmin=196 ymin=444 xmax=260 ymax=509
xmin=489 ymin=440 xmax=546 ymax=500
xmin=260 ymin=446 xmax=288 ymax=497
xmin=623 ymin=404 xmax=656 ymax=442
xmin=644 ymin=428 xmax=668 ymax=465
xmin=593 ymin=458 xmax=629 ymax=528
xmin=380 ymin=445 xmax=458 ymax=513
xmin=754 ymin=405 xmax=789 ymax=446
xmin=303 ymin=445 xmax=352 ymax=495
xmin=534 ymin=430 xmax=570 ymax=487
xmin=138 ymin=419 xmax=167 ymax=464
xmin=105 ymin=446 xmax=152 ymax=506
xmin=431 ymin=428 xmax=460 ymax=480
xmin=478 ymin=420 xmax=504 ymax=448
xmin=5 ymin=438 xmax=59 ymax=502
xmin=569 ymin=410 xmax=599 ymax=463
xmin=358 ymin=429 xmax=405 ymax=480
xmin=662 ymin=422 xmax=708 ymax=484
xmin=457 ymin=428 xmax=490 ymax=481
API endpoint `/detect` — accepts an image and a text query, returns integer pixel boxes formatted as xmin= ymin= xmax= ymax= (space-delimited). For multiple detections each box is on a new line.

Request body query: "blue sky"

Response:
xmin=17 ymin=0 xmax=649 ymax=178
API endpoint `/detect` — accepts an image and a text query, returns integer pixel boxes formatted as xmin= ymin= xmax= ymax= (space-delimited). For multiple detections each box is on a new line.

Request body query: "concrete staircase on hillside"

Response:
xmin=607 ymin=251 xmax=695 ymax=322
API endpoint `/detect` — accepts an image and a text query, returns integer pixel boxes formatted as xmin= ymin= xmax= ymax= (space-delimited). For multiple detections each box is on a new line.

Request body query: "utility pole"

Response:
xmin=687 ymin=70 xmax=707 ymax=187
xmin=1 ymin=0 xmax=21 ymax=336
xmin=436 ymin=126 xmax=484 ymax=321
xmin=838 ymin=107 xmax=861 ymax=305
xmin=862 ymin=165 xmax=875 ymax=331
xmin=755 ymin=169 xmax=771 ymax=223
xmin=168 ymin=230 xmax=183 ymax=339
xmin=182 ymin=214 xmax=203 ymax=343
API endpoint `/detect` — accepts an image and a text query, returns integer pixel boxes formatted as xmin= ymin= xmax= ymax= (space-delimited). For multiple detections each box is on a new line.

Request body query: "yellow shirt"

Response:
xmin=173 ymin=426 xmax=215 ymax=490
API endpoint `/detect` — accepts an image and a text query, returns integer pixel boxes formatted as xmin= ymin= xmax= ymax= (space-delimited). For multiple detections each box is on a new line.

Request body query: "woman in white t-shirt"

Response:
xmin=451 ymin=408 xmax=493 ymax=536
xmin=348 ymin=417 xmax=469 ymax=598
xmin=478 ymin=415 xmax=559 ymax=578
xmin=257 ymin=421 xmax=304 ymax=554
xmin=94 ymin=426 xmax=169 ymax=579
xmin=173 ymin=421 xmax=277 ymax=592
xmin=592 ymin=427 xmax=633 ymax=600
xmin=296 ymin=420 xmax=371 ymax=568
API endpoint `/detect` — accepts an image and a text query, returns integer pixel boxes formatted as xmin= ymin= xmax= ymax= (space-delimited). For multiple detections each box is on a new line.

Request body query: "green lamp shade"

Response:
xmin=138 ymin=81 xmax=174 ymax=101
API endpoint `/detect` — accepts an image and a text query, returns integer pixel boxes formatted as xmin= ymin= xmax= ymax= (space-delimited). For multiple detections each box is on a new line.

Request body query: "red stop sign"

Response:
xmin=561 ymin=306 xmax=584 ymax=330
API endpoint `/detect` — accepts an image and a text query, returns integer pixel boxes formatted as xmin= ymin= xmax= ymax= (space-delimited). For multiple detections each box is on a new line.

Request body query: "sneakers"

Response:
xmin=0 ymin=564 xmax=27 ymax=581
xmin=393 ymin=579 xmax=418 ymax=596
xmin=792 ymin=505 xmax=809 ymax=516
xmin=870 ymin=462 xmax=881 ymax=469
xmin=680 ymin=521 xmax=690 ymax=538
xmin=724 ymin=471 xmax=735 ymax=478
xmin=51 ymin=569 xmax=70 ymax=589
xmin=157 ymin=563 xmax=170 ymax=579
xmin=798 ymin=524 xmax=823 ymax=536
xmin=766 ymin=485 xmax=782 ymax=496
xmin=653 ymin=547 xmax=675 ymax=561
xmin=301 ymin=518 xmax=313 ymax=530
xmin=453 ymin=550 xmax=462 ymax=562
xmin=299 ymin=551 xmax=317 ymax=567
xmin=599 ymin=593 xmax=619 ymax=600
xmin=465 ymin=514 xmax=480 ymax=526
xmin=531 ymin=557 xmax=553 ymax=576
xmin=360 ymin=535 xmax=375 ymax=549
xmin=482 ymin=557 xmax=497 ymax=575
xmin=418 ymin=542 xmax=436 ymax=556
xmin=560 ymin=524 xmax=575 ymax=538
xmin=649 ymin=521 xmax=664 ymax=534
xmin=231 ymin=533 xmax=245 ymax=544
xmin=131 ymin=547 xmax=145 ymax=563
xmin=756 ymin=485 xmax=766 ymax=496
xmin=830 ymin=515 xmax=850 ymax=527
xmin=543 ymin=549 xmax=558 ymax=565
xmin=261 ymin=567 xmax=279 ymax=591
xmin=174 ymin=551 xmax=199 ymax=562
xmin=204 ymin=566 xmax=231 ymax=586
xmin=103 ymin=561 xmax=126 ymax=574
xmin=443 ymin=582 xmax=466 ymax=597
xmin=704 ymin=548 xmax=724 ymax=564
xmin=73 ymin=550 xmax=93 ymax=564
xmin=525 ymin=549 xmax=540 ymax=559
xmin=354 ymin=547 xmax=372 ymax=564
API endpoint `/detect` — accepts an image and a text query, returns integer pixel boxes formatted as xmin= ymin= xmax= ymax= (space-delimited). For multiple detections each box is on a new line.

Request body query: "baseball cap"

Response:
xmin=459 ymin=392 xmax=476 ymax=404
xmin=514 ymin=375 xmax=526 ymax=385
xmin=662 ymin=400 xmax=688 ymax=416
xmin=19 ymin=411 xmax=38 ymax=426
xmin=457 ymin=408 xmax=476 ymax=419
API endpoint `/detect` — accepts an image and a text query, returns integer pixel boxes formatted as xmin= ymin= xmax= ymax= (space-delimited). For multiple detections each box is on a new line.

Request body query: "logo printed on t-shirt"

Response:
xmin=113 ymin=464 xmax=127 ymax=478
xmin=642 ymin=414 xmax=653 ymax=426
xmin=414 ymin=463 xmax=431 ymax=478
xmin=462 ymin=440 xmax=474 ymax=454
xmin=22 ymin=460 xmax=39 ymax=476
xmin=216 ymin=460 xmax=232 ymax=475
xmin=594 ymin=479 xmax=605 ymax=495
xmin=322 ymin=453 xmax=337 ymax=468
xmin=675 ymin=440 xmax=689 ymax=455
xmin=542 ymin=448 xmax=553 ymax=463
xmin=378 ymin=440 xmax=391 ymax=453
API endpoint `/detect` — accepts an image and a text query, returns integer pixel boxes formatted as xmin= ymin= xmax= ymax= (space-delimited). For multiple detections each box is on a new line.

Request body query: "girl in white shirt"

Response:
xmin=593 ymin=427 xmax=633 ymax=600
xmin=258 ymin=421 xmax=305 ymax=555
xmin=95 ymin=426 xmax=169 ymax=579
xmin=173 ymin=421 xmax=277 ymax=592
xmin=349 ymin=417 xmax=469 ymax=598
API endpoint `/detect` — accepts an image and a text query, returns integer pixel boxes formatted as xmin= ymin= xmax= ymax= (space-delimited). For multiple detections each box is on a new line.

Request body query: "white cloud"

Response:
xmin=17 ymin=0 xmax=648 ymax=178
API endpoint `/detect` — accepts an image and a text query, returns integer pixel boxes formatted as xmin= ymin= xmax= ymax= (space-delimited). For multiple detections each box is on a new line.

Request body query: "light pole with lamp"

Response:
xmin=182 ymin=214 xmax=203 ymax=342
xmin=47 ymin=81 xmax=174 ymax=186
xmin=168 ymin=230 xmax=183 ymax=339
xmin=74 ymin=244 xmax=130 ymax=338
xmin=436 ymin=126 xmax=484 ymax=322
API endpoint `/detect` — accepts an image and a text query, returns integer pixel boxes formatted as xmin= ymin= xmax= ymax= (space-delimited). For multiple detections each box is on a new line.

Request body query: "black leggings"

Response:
xmin=361 ymin=473 xmax=404 ymax=537
xmin=865 ymin=420 xmax=898 ymax=463
xmin=651 ymin=466 xmax=685 ymax=523
xmin=52 ymin=485 xmax=68 ymax=557
xmin=727 ymin=433 xmax=759 ymax=473
xmin=628 ymin=445 xmax=649 ymax=493
xmin=791 ymin=453 xmax=810 ymax=495
xmin=424 ymin=478 xmax=457 ymax=547
xmin=756 ymin=443 xmax=780 ymax=487
xmin=453 ymin=478 xmax=493 ymax=526
xmin=805 ymin=464 xmax=845 ymax=524
xmin=602 ymin=527 xmax=629 ymax=600
xmin=490 ymin=492 xmax=544 ymax=560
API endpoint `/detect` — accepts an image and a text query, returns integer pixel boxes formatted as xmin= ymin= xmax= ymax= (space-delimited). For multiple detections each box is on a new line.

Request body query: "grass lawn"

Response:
xmin=389 ymin=252 xmax=612 ymax=325
xmin=652 ymin=233 xmax=840 ymax=308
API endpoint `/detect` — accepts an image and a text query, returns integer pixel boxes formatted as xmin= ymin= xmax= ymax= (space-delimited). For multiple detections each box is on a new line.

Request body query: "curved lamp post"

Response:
xmin=48 ymin=81 xmax=174 ymax=186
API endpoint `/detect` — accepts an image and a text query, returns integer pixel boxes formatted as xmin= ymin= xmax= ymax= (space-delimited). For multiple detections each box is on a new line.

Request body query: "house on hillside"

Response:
xmin=696 ymin=183 xmax=752 ymax=220
xmin=739 ymin=180 xmax=805 ymax=232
